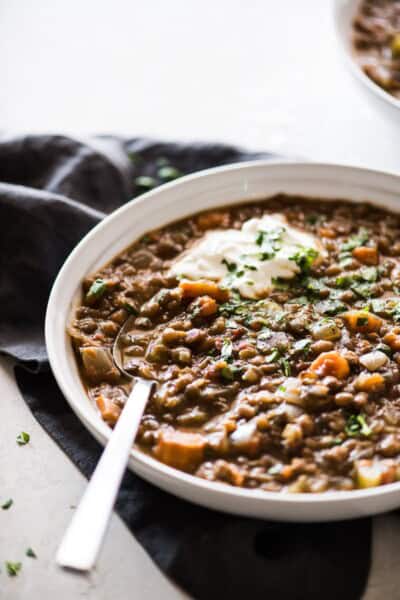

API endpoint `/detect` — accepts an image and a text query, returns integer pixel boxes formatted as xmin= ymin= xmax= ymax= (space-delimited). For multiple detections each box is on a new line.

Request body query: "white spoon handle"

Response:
xmin=56 ymin=378 xmax=153 ymax=571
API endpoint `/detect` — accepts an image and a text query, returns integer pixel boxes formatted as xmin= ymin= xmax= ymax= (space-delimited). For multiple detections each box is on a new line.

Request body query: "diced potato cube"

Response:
xmin=80 ymin=346 xmax=120 ymax=383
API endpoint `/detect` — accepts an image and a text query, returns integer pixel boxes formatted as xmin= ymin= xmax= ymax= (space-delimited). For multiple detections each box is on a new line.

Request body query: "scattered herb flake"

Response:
xmin=356 ymin=316 xmax=369 ymax=327
xmin=1 ymin=499 xmax=13 ymax=510
xmin=86 ymin=278 xmax=107 ymax=303
xmin=289 ymin=246 xmax=318 ymax=274
xmin=221 ymin=339 xmax=233 ymax=362
xmin=134 ymin=175 xmax=157 ymax=190
xmin=265 ymin=348 xmax=281 ymax=363
xmin=157 ymin=166 xmax=182 ymax=181
xmin=280 ymin=357 xmax=291 ymax=376
xmin=341 ymin=228 xmax=369 ymax=253
xmin=293 ymin=338 xmax=311 ymax=357
xmin=221 ymin=258 xmax=237 ymax=273
xmin=26 ymin=548 xmax=37 ymax=559
xmin=16 ymin=431 xmax=30 ymax=446
xmin=345 ymin=414 xmax=372 ymax=438
xmin=5 ymin=561 xmax=22 ymax=577
xmin=315 ymin=299 xmax=347 ymax=316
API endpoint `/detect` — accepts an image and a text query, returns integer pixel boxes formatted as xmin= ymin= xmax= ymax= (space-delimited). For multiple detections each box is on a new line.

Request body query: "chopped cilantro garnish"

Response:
xmin=16 ymin=431 xmax=30 ymax=446
xmin=134 ymin=175 xmax=157 ymax=190
xmin=315 ymin=299 xmax=346 ymax=316
xmin=221 ymin=258 xmax=237 ymax=273
xmin=370 ymin=297 xmax=400 ymax=322
xmin=265 ymin=348 xmax=281 ymax=363
xmin=345 ymin=414 xmax=372 ymax=438
xmin=356 ymin=316 xmax=369 ymax=327
xmin=221 ymin=339 xmax=233 ymax=362
xmin=220 ymin=364 xmax=241 ymax=381
xmin=255 ymin=227 xmax=284 ymax=258
xmin=26 ymin=548 xmax=37 ymax=559
xmin=122 ymin=302 xmax=138 ymax=315
xmin=1 ymin=499 xmax=13 ymax=510
xmin=332 ymin=438 xmax=343 ymax=446
xmin=303 ymin=276 xmax=327 ymax=296
xmin=352 ymin=282 xmax=373 ymax=299
xmin=334 ymin=267 xmax=378 ymax=299
xmin=289 ymin=246 xmax=318 ymax=274
xmin=359 ymin=266 xmax=378 ymax=282
xmin=280 ymin=357 xmax=291 ymax=376
xmin=157 ymin=166 xmax=182 ymax=181
xmin=292 ymin=338 xmax=311 ymax=357
xmin=271 ymin=277 xmax=291 ymax=291
xmin=277 ymin=385 xmax=286 ymax=392
xmin=86 ymin=278 xmax=107 ymax=303
xmin=5 ymin=561 xmax=22 ymax=576
xmin=341 ymin=228 xmax=369 ymax=253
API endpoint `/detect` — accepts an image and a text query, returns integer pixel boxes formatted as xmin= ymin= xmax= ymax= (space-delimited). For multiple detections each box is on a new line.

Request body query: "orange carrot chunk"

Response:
xmin=383 ymin=329 xmax=400 ymax=351
xmin=341 ymin=310 xmax=382 ymax=333
xmin=179 ymin=280 xmax=229 ymax=302
xmin=196 ymin=210 xmax=229 ymax=230
xmin=192 ymin=295 xmax=218 ymax=317
xmin=154 ymin=429 xmax=206 ymax=471
xmin=309 ymin=351 xmax=350 ymax=379
xmin=96 ymin=395 xmax=121 ymax=425
xmin=318 ymin=227 xmax=337 ymax=239
xmin=352 ymin=246 xmax=378 ymax=265
xmin=355 ymin=373 xmax=385 ymax=393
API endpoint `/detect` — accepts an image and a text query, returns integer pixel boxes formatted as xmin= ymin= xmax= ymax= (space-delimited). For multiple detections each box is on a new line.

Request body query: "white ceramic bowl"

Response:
xmin=332 ymin=0 xmax=400 ymax=124
xmin=46 ymin=161 xmax=400 ymax=522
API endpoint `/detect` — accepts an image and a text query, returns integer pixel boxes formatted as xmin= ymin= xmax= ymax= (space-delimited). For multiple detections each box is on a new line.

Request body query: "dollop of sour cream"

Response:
xmin=170 ymin=214 xmax=321 ymax=299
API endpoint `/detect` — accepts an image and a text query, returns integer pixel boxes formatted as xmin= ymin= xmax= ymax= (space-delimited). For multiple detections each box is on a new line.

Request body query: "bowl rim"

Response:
xmin=332 ymin=0 xmax=400 ymax=113
xmin=45 ymin=159 xmax=400 ymax=514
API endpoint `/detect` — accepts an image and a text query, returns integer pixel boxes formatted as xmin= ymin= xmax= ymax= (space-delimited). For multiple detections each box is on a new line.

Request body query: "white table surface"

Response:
xmin=0 ymin=1 xmax=399 ymax=598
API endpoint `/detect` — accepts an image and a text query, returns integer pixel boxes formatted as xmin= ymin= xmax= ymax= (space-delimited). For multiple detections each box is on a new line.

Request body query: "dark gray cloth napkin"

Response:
xmin=0 ymin=134 xmax=371 ymax=600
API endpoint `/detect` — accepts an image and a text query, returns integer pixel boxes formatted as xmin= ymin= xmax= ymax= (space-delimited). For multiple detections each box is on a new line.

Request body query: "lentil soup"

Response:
xmin=69 ymin=194 xmax=400 ymax=493
xmin=352 ymin=0 xmax=400 ymax=99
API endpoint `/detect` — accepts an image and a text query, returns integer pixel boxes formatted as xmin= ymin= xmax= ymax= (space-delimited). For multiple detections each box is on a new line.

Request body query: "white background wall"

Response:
xmin=0 ymin=0 xmax=398 ymax=171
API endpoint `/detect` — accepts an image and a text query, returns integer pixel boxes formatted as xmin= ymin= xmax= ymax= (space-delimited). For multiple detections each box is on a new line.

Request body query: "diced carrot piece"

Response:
xmin=309 ymin=351 xmax=350 ymax=379
xmin=381 ymin=463 xmax=397 ymax=485
xmin=193 ymin=295 xmax=217 ymax=317
xmin=154 ymin=429 xmax=206 ymax=471
xmin=280 ymin=465 xmax=295 ymax=480
xmin=196 ymin=210 xmax=229 ymax=230
xmin=352 ymin=246 xmax=378 ymax=265
xmin=355 ymin=373 xmax=385 ymax=393
xmin=179 ymin=280 xmax=229 ymax=302
xmin=383 ymin=329 xmax=400 ymax=351
xmin=342 ymin=310 xmax=382 ymax=333
xmin=318 ymin=227 xmax=337 ymax=239
xmin=96 ymin=395 xmax=121 ymax=425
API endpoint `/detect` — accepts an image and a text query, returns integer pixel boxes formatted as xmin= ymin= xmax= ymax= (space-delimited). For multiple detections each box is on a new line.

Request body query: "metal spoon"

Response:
xmin=56 ymin=316 xmax=154 ymax=571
